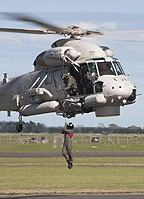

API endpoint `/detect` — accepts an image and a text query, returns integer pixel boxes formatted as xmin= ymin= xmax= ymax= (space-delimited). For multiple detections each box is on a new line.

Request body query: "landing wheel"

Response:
xmin=16 ymin=123 xmax=23 ymax=133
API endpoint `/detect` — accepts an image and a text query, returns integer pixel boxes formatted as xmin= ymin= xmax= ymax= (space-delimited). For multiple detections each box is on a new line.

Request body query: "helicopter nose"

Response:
xmin=102 ymin=76 xmax=136 ymax=101
xmin=109 ymin=83 xmax=133 ymax=98
xmin=127 ymin=89 xmax=136 ymax=102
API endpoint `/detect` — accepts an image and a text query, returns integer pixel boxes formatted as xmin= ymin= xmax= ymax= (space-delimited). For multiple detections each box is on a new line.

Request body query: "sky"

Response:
xmin=0 ymin=0 xmax=144 ymax=128
xmin=1 ymin=0 xmax=144 ymax=14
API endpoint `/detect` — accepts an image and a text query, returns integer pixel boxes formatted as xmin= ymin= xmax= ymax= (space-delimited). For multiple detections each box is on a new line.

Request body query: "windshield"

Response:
xmin=97 ymin=62 xmax=116 ymax=76
xmin=113 ymin=61 xmax=125 ymax=75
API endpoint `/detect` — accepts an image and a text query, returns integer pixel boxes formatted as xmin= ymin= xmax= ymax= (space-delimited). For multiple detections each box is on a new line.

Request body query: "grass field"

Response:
xmin=0 ymin=157 xmax=144 ymax=194
xmin=0 ymin=134 xmax=144 ymax=195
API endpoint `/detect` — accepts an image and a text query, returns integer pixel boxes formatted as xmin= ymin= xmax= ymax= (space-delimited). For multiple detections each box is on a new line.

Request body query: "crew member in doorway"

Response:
xmin=62 ymin=73 xmax=78 ymax=96
xmin=62 ymin=122 xmax=74 ymax=169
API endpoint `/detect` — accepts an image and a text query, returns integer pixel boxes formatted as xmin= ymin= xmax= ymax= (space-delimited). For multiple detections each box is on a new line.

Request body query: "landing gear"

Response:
xmin=16 ymin=123 xmax=23 ymax=132
xmin=16 ymin=114 xmax=23 ymax=133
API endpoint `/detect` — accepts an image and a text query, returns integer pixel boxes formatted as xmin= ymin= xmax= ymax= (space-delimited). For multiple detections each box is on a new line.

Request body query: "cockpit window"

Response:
xmin=80 ymin=63 xmax=88 ymax=73
xmin=113 ymin=61 xmax=125 ymax=75
xmin=97 ymin=62 xmax=116 ymax=76
xmin=88 ymin=62 xmax=96 ymax=73
xmin=88 ymin=62 xmax=98 ymax=80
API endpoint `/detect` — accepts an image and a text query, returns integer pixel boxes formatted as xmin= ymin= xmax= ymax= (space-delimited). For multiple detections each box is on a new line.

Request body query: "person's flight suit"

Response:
xmin=62 ymin=74 xmax=78 ymax=96
xmin=62 ymin=124 xmax=74 ymax=169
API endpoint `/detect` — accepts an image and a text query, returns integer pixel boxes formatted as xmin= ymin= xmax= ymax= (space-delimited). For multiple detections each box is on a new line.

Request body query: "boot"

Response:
xmin=67 ymin=160 xmax=73 ymax=169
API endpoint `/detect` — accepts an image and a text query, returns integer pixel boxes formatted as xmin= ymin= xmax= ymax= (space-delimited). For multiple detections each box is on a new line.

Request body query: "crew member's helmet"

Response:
xmin=62 ymin=74 xmax=68 ymax=80
xmin=67 ymin=122 xmax=74 ymax=129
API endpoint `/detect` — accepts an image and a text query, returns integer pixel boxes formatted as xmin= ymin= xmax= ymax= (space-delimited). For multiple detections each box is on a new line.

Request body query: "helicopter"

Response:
xmin=0 ymin=13 xmax=138 ymax=132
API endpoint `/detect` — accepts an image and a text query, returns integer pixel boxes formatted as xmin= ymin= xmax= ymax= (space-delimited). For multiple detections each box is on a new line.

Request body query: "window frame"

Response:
xmin=112 ymin=61 xmax=126 ymax=76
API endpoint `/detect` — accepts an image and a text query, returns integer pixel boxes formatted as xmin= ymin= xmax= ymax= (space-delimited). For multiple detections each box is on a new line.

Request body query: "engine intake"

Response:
xmin=34 ymin=46 xmax=81 ymax=70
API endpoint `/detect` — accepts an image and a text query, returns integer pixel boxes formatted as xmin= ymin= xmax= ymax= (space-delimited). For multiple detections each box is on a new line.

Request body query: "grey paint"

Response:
xmin=0 ymin=38 xmax=136 ymax=119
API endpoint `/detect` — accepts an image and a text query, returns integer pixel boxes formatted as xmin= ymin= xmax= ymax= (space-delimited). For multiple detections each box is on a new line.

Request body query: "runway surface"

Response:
xmin=0 ymin=152 xmax=144 ymax=158
xmin=1 ymin=194 xmax=144 ymax=199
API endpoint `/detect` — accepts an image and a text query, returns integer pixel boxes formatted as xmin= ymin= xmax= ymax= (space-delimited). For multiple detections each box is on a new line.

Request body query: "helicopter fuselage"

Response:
xmin=0 ymin=39 xmax=136 ymax=118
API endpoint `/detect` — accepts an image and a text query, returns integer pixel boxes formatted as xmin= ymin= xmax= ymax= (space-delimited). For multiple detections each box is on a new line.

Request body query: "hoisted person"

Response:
xmin=62 ymin=122 xmax=74 ymax=169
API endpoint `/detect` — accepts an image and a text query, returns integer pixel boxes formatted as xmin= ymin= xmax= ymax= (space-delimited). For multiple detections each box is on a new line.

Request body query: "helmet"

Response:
xmin=67 ymin=122 xmax=74 ymax=129
xmin=62 ymin=74 xmax=68 ymax=80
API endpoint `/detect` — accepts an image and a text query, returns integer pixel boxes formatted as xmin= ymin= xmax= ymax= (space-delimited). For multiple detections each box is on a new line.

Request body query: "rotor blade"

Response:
xmin=0 ymin=27 xmax=54 ymax=34
xmin=2 ymin=13 xmax=103 ymax=37
xmin=3 ymin=13 xmax=71 ymax=35
xmin=116 ymin=39 xmax=144 ymax=43
xmin=103 ymin=30 xmax=144 ymax=34
xmin=3 ymin=13 xmax=144 ymax=37
xmin=84 ymin=30 xmax=104 ymax=36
